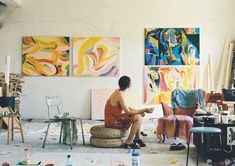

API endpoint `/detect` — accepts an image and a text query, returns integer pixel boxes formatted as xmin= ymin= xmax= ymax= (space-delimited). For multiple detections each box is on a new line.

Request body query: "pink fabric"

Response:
xmin=156 ymin=115 xmax=193 ymax=141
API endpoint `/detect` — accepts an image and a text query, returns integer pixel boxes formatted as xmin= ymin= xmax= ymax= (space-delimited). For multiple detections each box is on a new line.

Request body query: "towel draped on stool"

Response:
xmin=156 ymin=115 xmax=193 ymax=140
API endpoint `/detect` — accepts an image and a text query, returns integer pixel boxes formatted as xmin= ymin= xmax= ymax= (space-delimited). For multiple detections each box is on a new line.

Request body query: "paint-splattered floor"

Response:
xmin=0 ymin=119 xmax=221 ymax=166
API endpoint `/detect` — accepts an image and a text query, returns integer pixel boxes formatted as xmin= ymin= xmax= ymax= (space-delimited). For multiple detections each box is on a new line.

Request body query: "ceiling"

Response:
xmin=0 ymin=0 xmax=22 ymax=28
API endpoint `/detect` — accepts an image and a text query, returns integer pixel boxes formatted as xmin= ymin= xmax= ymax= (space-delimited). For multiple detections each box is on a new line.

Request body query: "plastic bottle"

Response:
xmin=218 ymin=105 xmax=223 ymax=114
xmin=24 ymin=147 xmax=30 ymax=165
xmin=132 ymin=149 xmax=140 ymax=166
xmin=65 ymin=155 xmax=72 ymax=166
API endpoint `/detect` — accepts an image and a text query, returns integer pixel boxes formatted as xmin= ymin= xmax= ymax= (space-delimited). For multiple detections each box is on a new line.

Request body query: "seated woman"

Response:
xmin=104 ymin=75 xmax=154 ymax=148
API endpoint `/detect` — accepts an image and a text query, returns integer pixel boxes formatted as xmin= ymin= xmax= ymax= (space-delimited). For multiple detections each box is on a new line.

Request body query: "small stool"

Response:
xmin=186 ymin=127 xmax=223 ymax=166
xmin=90 ymin=125 xmax=126 ymax=148
xmin=156 ymin=115 xmax=193 ymax=142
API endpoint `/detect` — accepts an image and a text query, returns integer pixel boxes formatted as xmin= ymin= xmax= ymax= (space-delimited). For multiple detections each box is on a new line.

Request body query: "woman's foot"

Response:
xmin=133 ymin=139 xmax=146 ymax=147
xmin=123 ymin=142 xmax=140 ymax=149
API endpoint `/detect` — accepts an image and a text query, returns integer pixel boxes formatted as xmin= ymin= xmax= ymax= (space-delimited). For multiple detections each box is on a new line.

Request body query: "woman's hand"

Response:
xmin=140 ymin=112 xmax=145 ymax=117
xmin=145 ymin=107 xmax=154 ymax=113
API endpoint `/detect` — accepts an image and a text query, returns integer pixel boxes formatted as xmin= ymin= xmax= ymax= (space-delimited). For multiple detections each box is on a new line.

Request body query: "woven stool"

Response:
xmin=90 ymin=125 xmax=126 ymax=148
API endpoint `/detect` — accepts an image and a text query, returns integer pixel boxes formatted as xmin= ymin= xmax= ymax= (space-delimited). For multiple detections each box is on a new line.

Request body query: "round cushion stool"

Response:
xmin=90 ymin=125 xmax=126 ymax=148
xmin=90 ymin=136 xmax=123 ymax=148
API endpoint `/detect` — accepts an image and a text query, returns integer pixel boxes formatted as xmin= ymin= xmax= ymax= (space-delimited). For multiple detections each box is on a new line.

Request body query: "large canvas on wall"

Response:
xmin=22 ymin=36 xmax=70 ymax=76
xmin=91 ymin=88 xmax=140 ymax=120
xmin=73 ymin=37 xmax=120 ymax=77
xmin=145 ymin=28 xmax=200 ymax=65
xmin=144 ymin=66 xmax=199 ymax=104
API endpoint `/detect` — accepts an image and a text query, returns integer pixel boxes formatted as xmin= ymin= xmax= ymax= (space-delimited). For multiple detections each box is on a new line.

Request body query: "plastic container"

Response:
xmin=132 ymin=149 xmax=140 ymax=166
xmin=214 ymin=113 xmax=221 ymax=124
xmin=65 ymin=155 xmax=72 ymax=166
xmin=211 ymin=103 xmax=218 ymax=114
xmin=221 ymin=114 xmax=229 ymax=124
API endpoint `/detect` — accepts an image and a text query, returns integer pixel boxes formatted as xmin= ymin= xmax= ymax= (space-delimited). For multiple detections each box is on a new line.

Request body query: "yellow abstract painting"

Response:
xmin=22 ymin=36 xmax=70 ymax=76
xmin=72 ymin=37 xmax=120 ymax=77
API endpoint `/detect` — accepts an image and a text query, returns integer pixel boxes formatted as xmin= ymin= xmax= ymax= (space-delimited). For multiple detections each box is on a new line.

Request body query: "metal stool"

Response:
xmin=186 ymin=127 xmax=223 ymax=166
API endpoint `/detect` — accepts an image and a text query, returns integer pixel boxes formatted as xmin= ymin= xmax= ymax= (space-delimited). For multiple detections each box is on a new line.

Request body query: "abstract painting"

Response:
xmin=144 ymin=66 xmax=199 ymax=104
xmin=145 ymin=28 xmax=200 ymax=65
xmin=73 ymin=37 xmax=120 ymax=77
xmin=22 ymin=36 xmax=70 ymax=76
xmin=91 ymin=88 xmax=140 ymax=120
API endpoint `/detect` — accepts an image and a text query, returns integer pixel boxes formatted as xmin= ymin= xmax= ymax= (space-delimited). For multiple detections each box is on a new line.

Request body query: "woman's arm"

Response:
xmin=118 ymin=92 xmax=153 ymax=115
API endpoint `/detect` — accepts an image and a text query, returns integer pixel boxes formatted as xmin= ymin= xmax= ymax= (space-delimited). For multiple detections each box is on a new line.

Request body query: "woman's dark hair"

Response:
xmin=118 ymin=75 xmax=131 ymax=91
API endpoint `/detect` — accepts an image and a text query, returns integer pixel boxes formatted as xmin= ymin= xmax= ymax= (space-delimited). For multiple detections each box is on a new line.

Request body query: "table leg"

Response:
xmin=7 ymin=117 xmax=11 ymax=144
xmin=42 ymin=121 xmax=51 ymax=148
xmin=0 ymin=117 xmax=2 ymax=132
xmin=11 ymin=117 xmax=14 ymax=141
xmin=19 ymin=117 xmax=24 ymax=143
xmin=69 ymin=120 xmax=73 ymax=149
xmin=79 ymin=118 xmax=85 ymax=145
xmin=59 ymin=121 xmax=64 ymax=143
xmin=197 ymin=134 xmax=200 ymax=166
xmin=186 ymin=132 xmax=192 ymax=166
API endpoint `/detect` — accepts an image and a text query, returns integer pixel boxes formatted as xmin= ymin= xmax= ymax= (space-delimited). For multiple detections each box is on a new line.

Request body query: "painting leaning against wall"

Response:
xmin=91 ymin=88 xmax=140 ymax=120
xmin=22 ymin=36 xmax=70 ymax=76
xmin=145 ymin=28 xmax=200 ymax=65
xmin=144 ymin=66 xmax=199 ymax=104
xmin=72 ymin=37 xmax=120 ymax=77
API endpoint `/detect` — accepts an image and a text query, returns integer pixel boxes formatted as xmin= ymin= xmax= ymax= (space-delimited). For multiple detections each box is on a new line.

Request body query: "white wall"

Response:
xmin=0 ymin=0 xmax=234 ymax=119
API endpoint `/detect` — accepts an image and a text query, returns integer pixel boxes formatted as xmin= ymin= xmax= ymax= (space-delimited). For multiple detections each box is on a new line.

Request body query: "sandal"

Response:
xmin=134 ymin=139 xmax=146 ymax=147
xmin=178 ymin=143 xmax=186 ymax=150
xmin=140 ymin=131 xmax=147 ymax=136
xmin=170 ymin=143 xmax=178 ymax=151
xmin=123 ymin=143 xmax=140 ymax=149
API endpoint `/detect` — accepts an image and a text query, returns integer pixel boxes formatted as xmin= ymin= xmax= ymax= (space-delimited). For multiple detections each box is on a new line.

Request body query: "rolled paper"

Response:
xmin=208 ymin=55 xmax=215 ymax=91
xmin=0 ymin=87 xmax=2 ymax=96
xmin=5 ymin=55 xmax=10 ymax=84
xmin=224 ymin=42 xmax=234 ymax=88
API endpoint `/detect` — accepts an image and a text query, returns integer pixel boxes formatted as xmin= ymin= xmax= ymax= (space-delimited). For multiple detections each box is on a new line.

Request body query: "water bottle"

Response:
xmin=132 ymin=149 xmax=140 ymax=166
xmin=24 ymin=147 xmax=30 ymax=165
xmin=65 ymin=155 xmax=72 ymax=166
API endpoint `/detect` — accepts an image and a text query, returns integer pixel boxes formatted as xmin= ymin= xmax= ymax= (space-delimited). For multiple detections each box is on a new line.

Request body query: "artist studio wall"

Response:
xmin=0 ymin=0 xmax=235 ymax=119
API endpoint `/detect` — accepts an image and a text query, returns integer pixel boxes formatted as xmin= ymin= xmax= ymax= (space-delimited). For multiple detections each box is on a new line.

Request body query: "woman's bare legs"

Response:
xmin=125 ymin=114 xmax=142 ymax=144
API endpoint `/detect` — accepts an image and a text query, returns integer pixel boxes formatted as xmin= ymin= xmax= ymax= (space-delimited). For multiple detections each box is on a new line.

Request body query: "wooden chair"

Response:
xmin=156 ymin=89 xmax=206 ymax=143
xmin=0 ymin=107 xmax=24 ymax=144
xmin=205 ymin=92 xmax=228 ymax=110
